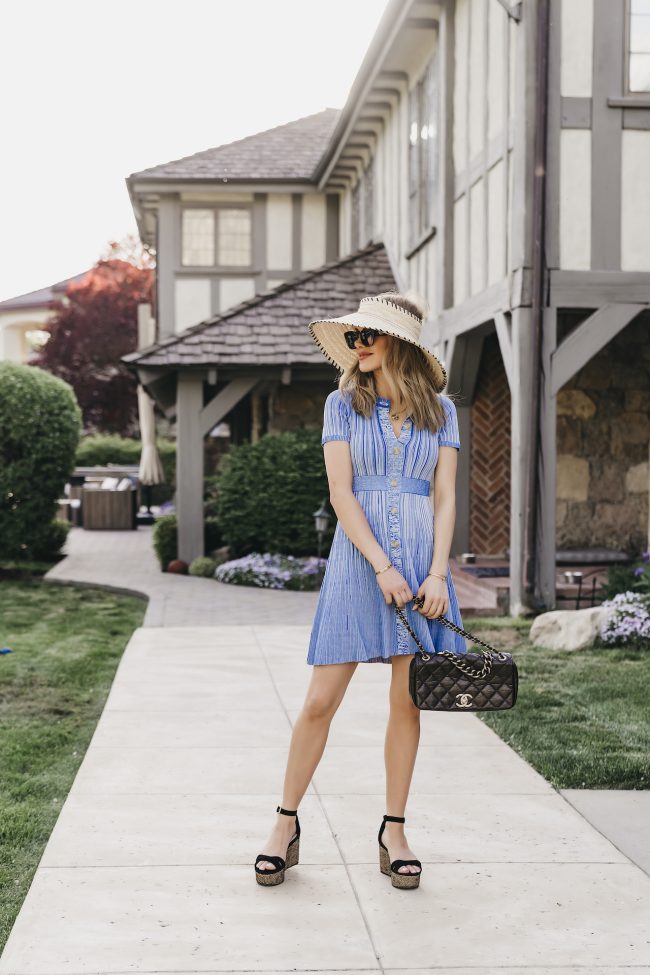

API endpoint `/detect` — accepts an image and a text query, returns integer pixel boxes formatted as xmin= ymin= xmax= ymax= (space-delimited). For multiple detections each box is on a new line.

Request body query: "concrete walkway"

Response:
xmin=1 ymin=529 xmax=648 ymax=972
xmin=45 ymin=527 xmax=320 ymax=626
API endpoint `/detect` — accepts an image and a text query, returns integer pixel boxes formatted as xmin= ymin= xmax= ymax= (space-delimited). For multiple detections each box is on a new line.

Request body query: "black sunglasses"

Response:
xmin=343 ymin=327 xmax=382 ymax=350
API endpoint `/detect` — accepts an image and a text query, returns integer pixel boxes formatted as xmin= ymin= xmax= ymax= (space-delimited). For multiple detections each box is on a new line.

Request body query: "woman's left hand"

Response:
xmin=413 ymin=575 xmax=448 ymax=619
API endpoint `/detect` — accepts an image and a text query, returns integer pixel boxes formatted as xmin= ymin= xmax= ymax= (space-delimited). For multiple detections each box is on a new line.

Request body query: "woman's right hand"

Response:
xmin=376 ymin=565 xmax=413 ymax=608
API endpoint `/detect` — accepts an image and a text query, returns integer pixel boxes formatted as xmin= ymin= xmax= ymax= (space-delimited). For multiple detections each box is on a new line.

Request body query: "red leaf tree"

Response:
xmin=34 ymin=257 xmax=154 ymax=435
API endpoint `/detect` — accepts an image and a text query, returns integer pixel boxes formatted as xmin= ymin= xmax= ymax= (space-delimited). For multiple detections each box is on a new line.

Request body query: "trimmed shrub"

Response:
xmin=189 ymin=556 xmax=218 ymax=577
xmin=213 ymin=428 xmax=332 ymax=557
xmin=0 ymin=362 xmax=81 ymax=558
xmin=152 ymin=514 xmax=223 ymax=570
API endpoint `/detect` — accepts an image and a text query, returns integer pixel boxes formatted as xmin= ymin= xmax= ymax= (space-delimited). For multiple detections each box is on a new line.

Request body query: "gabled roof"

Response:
xmin=123 ymin=241 xmax=397 ymax=370
xmin=127 ymin=108 xmax=341 ymax=183
xmin=0 ymin=270 xmax=91 ymax=311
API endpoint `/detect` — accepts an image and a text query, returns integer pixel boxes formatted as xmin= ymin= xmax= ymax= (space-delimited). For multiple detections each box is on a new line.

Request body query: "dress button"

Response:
xmin=392 ymin=446 xmax=401 ymax=454
xmin=390 ymin=478 xmax=397 ymax=486
xmin=390 ymin=539 xmax=400 ymax=547
xmin=391 ymin=506 xmax=398 ymax=514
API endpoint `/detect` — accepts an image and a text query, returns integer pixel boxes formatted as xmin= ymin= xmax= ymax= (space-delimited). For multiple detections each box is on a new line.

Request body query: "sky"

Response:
xmin=0 ymin=0 xmax=388 ymax=303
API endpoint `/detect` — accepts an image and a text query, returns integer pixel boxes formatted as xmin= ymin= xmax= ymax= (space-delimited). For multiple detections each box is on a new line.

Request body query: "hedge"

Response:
xmin=0 ymin=362 xmax=81 ymax=558
xmin=76 ymin=434 xmax=176 ymax=503
xmin=152 ymin=514 xmax=223 ymax=570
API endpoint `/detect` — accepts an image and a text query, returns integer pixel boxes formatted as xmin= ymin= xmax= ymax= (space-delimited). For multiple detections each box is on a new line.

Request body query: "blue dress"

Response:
xmin=307 ymin=389 xmax=468 ymax=665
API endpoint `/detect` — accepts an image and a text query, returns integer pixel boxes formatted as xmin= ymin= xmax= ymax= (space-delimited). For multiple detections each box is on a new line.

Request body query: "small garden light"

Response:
xmin=313 ymin=499 xmax=331 ymax=559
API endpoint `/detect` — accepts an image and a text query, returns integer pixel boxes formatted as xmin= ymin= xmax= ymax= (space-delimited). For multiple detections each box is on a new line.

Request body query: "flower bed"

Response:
xmin=599 ymin=591 xmax=650 ymax=649
xmin=214 ymin=552 xmax=327 ymax=591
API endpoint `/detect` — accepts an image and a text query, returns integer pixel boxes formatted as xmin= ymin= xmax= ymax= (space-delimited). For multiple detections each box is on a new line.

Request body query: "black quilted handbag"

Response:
xmin=396 ymin=595 xmax=518 ymax=712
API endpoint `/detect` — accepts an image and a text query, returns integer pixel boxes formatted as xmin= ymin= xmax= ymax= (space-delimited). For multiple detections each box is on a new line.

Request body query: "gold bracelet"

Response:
xmin=427 ymin=571 xmax=447 ymax=582
xmin=375 ymin=561 xmax=392 ymax=575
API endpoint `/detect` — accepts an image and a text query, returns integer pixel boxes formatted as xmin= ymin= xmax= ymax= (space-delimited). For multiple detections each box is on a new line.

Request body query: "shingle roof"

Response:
xmin=0 ymin=270 xmax=91 ymax=311
xmin=123 ymin=241 xmax=397 ymax=369
xmin=127 ymin=108 xmax=341 ymax=183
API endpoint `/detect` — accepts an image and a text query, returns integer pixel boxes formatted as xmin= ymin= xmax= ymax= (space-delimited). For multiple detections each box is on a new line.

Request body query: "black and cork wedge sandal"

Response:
xmin=378 ymin=814 xmax=422 ymax=889
xmin=254 ymin=805 xmax=301 ymax=886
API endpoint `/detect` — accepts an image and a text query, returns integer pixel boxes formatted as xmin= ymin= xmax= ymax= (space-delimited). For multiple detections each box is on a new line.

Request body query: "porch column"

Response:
xmin=508 ymin=307 xmax=537 ymax=615
xmin=536 ymin=307 xmax=558 ymax=610
xmin=176 ymin=373 xmax=204 ymax=563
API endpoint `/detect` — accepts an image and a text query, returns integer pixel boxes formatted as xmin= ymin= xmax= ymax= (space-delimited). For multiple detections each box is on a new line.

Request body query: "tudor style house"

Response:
xmin=125 ymin=0 xmax=650 ymax=615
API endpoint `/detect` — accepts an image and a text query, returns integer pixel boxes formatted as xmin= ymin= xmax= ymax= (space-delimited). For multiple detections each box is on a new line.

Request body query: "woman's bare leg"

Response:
xmin=383 ymin=653 xmax=422 ymax=874
xmin=256 ymin=660 xmax=358 ymax=869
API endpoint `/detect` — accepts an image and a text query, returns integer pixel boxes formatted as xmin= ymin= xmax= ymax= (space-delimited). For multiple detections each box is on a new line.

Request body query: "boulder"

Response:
xmin=529 ymin=606 xmax=611 ymax=651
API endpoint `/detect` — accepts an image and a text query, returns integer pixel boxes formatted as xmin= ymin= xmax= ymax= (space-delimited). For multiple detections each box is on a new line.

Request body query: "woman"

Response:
xmin=254 ymin=289 xmax=466 ymax=889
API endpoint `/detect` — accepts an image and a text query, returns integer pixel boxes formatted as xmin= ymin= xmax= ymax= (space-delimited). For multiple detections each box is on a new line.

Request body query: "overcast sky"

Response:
xmin=0 ymin=0 xmax=387 ymax=303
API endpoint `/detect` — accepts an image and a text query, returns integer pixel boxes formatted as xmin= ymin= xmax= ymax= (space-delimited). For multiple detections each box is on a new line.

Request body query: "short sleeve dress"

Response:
xmin=306 ymin=389 xmax=468 ymax=665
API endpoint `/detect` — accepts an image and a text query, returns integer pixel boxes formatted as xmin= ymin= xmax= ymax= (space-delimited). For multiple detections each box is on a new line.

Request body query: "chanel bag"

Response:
xmin=396 ymin=596 xmax=518 ymax=712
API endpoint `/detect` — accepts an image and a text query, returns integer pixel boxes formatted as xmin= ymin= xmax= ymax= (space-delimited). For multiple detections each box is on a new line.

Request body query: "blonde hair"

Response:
xmin=337 ymin=288 xmax=449 ymax=433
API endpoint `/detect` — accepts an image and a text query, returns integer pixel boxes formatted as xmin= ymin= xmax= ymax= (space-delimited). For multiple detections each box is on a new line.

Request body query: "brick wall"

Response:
xmin=469 ymin=333 xmax=511 ymax=555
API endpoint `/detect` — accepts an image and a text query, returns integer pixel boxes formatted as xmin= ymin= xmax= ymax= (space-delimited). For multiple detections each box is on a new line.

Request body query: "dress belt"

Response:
xmin=352 ymin=474 xmax=431 ymax=496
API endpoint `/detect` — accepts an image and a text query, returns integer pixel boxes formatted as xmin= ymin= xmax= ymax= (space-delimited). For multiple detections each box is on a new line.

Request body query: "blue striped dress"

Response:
xmin=306 ymin=389 xmax=468 ymax=665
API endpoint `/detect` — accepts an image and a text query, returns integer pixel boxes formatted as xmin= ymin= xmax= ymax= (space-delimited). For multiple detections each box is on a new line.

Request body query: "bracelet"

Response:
xmin=375 ymin=561 xmax=393 ymax=575
xmin=427 ymin=571 xmax=448 ymax=582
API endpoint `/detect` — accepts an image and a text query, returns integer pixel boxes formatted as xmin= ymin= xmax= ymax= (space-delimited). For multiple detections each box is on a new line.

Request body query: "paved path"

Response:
xmin=45 ymin=527 xmax=320 ymax=626
xmin=1 ymin=529 xmax=647 ymax=972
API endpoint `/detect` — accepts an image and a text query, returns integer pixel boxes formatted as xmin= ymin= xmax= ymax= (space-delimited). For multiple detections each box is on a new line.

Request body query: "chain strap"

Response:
xmin=395 ymin=596 xmax=508 ymax=680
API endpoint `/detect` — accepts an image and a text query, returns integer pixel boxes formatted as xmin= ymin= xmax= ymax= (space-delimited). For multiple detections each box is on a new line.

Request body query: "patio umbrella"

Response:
xmin=137 ymin=384 xmax=165 ymax=486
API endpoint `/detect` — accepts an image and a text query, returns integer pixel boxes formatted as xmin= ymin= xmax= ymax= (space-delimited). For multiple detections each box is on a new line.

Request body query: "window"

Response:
xmin=408 ymin=52 xmax=438 ymax=244
xmin=628 ymin=0 xmax=650 ymax=93
xmin=182 ymin=209 xmax=214 ymax=266
xmin=218 ymin=208 xmax=252 ymax=266
xmin=181 ymin=206 xmax=252 ymax=267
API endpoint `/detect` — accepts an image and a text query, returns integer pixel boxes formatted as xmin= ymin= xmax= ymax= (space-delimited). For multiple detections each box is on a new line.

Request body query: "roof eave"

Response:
xmin=314 ymin=0 xmax=416 ymax=189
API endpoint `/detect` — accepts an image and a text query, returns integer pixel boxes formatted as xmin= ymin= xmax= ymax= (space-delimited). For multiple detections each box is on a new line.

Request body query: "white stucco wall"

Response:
xmin=266 ymin=194 xmax=293 ymax=271
xmin=219 ymin=277 xmax=256 ymax=312
xmin=487 ymin=159 xmax=507 ymax=285
xmin=561 ymin=0 xmax=594 ymax=98
xmin=301 ymin=194 xmax=326 ymax=270
xmin=559 ymin=129 xmax=592 ymax=270
xmin=621 ymin=130 xmax=650 ymax=271
xmin=175 ymin=278 xmax=211 ymax=333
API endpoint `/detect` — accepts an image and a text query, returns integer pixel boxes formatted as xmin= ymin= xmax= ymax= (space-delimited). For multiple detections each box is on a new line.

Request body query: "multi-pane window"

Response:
xmin=628 ymin=0 xmax=650 ymax=92
xmin=218 ymin=208 xmax=252 ymax=266
xmin=182 ymin=209 xmax=215 ymax=266
xmin=181 ymin=207 xmax=252 ymax=267
xmin=408 ymin=52 xmax=438 ymax=243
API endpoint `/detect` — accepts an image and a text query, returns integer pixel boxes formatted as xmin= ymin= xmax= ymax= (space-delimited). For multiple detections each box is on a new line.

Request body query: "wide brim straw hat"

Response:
xmin=308 ymin=295 xmax=447 ymax=392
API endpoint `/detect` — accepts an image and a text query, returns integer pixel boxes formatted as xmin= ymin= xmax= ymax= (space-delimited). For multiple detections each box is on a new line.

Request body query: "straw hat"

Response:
xmin=307 ymin=295 xmax=447 ymax=392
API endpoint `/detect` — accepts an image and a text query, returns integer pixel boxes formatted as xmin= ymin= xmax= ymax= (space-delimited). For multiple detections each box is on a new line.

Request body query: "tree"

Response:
xmin=33 ymin=257 xmax=154 ymax=435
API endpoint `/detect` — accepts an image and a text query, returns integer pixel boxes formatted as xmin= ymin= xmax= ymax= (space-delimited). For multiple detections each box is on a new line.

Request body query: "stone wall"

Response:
xmin=556 ymin=315 xmax=650 ymax=555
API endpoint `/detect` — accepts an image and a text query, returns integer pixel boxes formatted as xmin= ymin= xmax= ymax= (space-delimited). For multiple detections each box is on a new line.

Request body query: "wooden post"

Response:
xmin=176 ymin=373 xmax=204 ymax=563
xmin=536 ymin=307 xmax=558 ymax=610
xmin=509 ymin=307 xmax=535 ymax=615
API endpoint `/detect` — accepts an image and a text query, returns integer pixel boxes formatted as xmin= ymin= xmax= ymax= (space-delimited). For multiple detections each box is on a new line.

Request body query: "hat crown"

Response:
xmin=358 ymin=295 xmax=423 ymax=341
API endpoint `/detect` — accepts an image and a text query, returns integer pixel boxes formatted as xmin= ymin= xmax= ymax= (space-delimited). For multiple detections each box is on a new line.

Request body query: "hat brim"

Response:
xmin=308 ymin=312 xmax=447 ymax=392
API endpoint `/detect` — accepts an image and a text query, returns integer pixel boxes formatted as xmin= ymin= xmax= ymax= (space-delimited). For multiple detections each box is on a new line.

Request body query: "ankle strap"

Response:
xmin=383 ymin=814 xmax=405 ymax=823
xmin=277 ymin=805 xmax=297 ymax=816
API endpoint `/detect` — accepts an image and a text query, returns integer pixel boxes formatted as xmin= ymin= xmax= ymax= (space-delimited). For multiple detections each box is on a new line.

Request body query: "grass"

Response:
xmin=0 ymin=579 xmax=145 ymax=952
xmin=468 ymin=616 xmax=650 ymax=790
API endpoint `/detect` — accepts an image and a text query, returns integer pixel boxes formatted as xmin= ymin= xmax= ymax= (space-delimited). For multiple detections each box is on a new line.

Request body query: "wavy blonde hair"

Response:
xmin=337 ymin=289 xmax=449 ymax=434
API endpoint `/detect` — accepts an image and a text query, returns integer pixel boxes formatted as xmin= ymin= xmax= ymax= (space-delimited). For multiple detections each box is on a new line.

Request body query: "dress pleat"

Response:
xmin=307 ymin=390 xmax=467 ymax=665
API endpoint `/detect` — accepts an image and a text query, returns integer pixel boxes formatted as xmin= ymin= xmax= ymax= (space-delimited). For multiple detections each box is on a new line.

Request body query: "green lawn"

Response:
xmin=470 ymin=616 xmax=650 ymax=790
xmin=0 ymin=579 xmax=145 ymax=951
